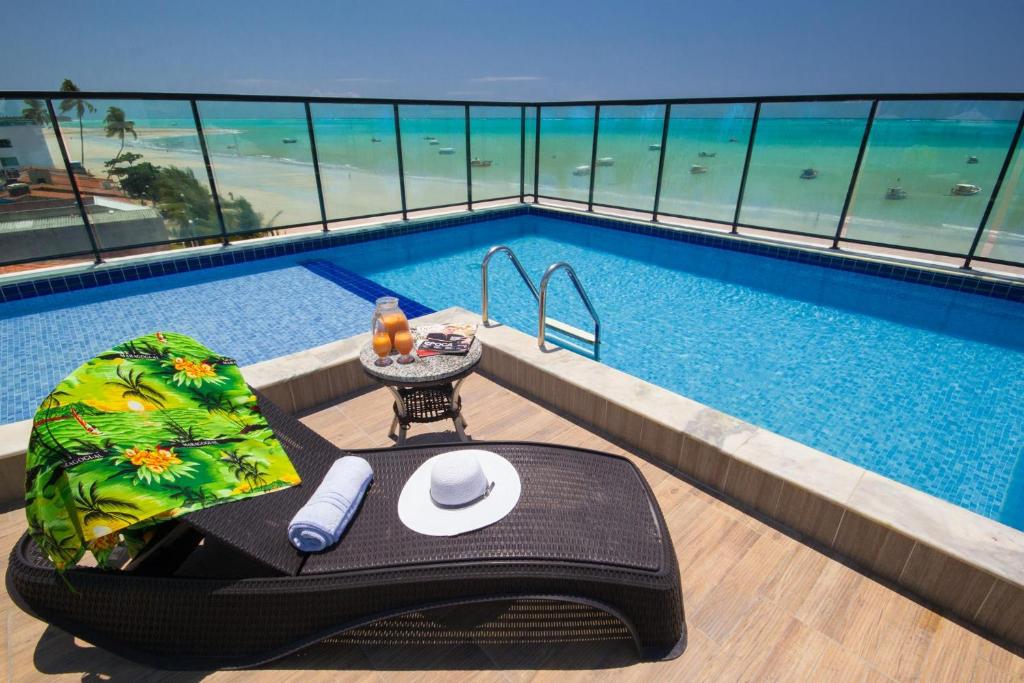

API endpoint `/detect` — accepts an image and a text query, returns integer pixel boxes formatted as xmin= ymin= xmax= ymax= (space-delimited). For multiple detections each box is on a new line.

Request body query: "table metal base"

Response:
xmin=387 ymin=377 xmax=470 ymax=445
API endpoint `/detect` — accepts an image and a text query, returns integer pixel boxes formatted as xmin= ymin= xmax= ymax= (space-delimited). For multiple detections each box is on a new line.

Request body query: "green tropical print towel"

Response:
xmin=25 ymin=332 xmax=301 ymax=569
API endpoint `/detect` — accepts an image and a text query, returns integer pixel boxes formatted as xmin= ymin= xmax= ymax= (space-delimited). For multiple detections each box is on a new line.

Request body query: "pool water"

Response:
xmin=2 ymin=213 xmax=1023 ymax=529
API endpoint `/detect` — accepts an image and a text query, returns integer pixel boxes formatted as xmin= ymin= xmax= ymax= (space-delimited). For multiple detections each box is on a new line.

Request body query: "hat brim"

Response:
xmin=397 ymin=450 xmax=521 ymax=536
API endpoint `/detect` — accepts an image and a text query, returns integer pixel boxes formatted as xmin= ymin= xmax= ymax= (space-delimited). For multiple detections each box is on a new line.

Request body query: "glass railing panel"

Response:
xmin=0 ymin=97 xmax=97 ymax=265
xmin=657 ymin=103 xmax=755 ymax=223
xmin=469 ymin=106 xmax=521 ymax=202
xmin=975 ymin=134 xmax=1024 ymax=265
xmin=538 ymin=105 xmax=596 ymax=203
xmin=591 ymin=104 xmax=664 ymax=211
xmin=310 ymin=103 xmax=401 ymax=220
xmin=524 ymin=107 xmax=536 ymax=197
xmin=398 ymin=104 xmax=467 ymax=209
xmin=197 ymin=100 xmax=321 ymax=233
xmin=50 ymin=97 xmax=223 ymax=250
xmin=739 ymin=100 xmax=871 ymax=236
xmin=843 ymin=100 xmax=1024 ymax=255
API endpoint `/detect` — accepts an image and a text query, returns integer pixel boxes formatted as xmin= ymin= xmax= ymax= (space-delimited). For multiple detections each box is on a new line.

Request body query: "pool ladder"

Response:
xmin=481 ymin=245 xmax=601 ymax=360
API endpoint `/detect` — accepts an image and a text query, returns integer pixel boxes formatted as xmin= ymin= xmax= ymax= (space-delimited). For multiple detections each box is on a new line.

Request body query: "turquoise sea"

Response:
xmin=64 ymin=105 xmax=1024 ymax=262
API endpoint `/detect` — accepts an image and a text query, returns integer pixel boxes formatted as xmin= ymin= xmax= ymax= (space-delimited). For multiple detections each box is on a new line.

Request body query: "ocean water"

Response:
xmin=2 ymin=213 xmax=1023 ymax=529
xmin=47 ymin=98 xmax=1022 ymax=261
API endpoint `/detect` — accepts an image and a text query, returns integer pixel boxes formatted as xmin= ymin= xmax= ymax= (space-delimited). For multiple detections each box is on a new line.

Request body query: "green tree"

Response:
xmin=21 ymin=98 xmax=49 ymax=126
xmin=103 ymin=106 xmax=137 ymax=160
xmin=117 ymin=162 xmax=162 ymax=203
xmin=58 ymin=79 xmax=95 ymax=166
xmin=153 ymin=166 xmax=215 ymax=232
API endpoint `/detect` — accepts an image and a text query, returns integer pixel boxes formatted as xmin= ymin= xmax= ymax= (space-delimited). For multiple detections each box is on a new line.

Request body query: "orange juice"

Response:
xmin=394 ymin=330 xmax=414 ymax=356
xmin=381 ymin=312 xmax=409 ymax=345
xmin=372 ymin=331 xmax=392 ymax=358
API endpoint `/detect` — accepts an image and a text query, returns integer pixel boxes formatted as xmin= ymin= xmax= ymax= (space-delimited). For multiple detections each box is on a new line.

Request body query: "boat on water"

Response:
xmin=951 ymin=183 xmax=981 ymax=196
xmin=424 ymin=136 xmax=437 ymax=141
xmin=282 ymin=138 xmax=297 ymax=144
xmin=596 ymin=157 xmax=614 ymax=167
xmin=648 ymin=143 xmax=661 ymax=151
xmin=690 ymin=164 xmax=708 ymax=174
xmin=371 ymin=137 xmax=382 ymax=143
xmin=470 ymin=158 xmax=492 ymax=168
xmin=885 ymin=187 xmax=908 ymax=200
xmin=429 ymin=140 xmax=440 ymax=146
xmin=698 ymin=151 xmax=717 ymax=158
xmin=729 ymin=137 xmax=739 ymax=143
xmin=438 ymin=147 xmax=456 ymax=155
xmin=800 ymin=168 xmax=819 ymax=180
xmin=966 ymin=155 xmax=979 ymax=164
xmin=573 ymin=165 xmax=591 ymax=176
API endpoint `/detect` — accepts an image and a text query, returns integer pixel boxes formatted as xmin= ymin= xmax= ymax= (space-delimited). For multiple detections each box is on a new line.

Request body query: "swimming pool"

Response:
xmin=2 ymin=212 xmax=1023 ymax=530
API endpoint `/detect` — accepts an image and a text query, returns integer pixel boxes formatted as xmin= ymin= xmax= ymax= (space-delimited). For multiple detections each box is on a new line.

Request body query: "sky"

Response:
xmin=2 ymin=0 xmax=1023 ymax=101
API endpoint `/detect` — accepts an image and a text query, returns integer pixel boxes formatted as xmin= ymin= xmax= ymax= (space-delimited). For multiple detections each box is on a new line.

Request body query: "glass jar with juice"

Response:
xmin=371 ymin=297 xmax=410 ymax=363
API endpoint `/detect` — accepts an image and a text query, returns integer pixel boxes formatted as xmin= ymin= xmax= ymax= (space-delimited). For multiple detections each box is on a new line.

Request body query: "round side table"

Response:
xmin=359 ymin=340 xmax=483 ymax=445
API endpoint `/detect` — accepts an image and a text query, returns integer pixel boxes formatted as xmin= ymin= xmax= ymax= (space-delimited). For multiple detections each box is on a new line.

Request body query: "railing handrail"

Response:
xmin=6 ymin=89 xmax=1024 ymax=106
xmin=538 ymin=262 xmax=601 ymax=359
xmin=481 ymin=245 xmax=539 ymax=325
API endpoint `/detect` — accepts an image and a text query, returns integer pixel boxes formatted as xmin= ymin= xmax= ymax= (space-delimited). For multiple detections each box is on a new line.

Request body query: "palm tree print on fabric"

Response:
xmin=24 ymin=332 xmax=301 ymax=570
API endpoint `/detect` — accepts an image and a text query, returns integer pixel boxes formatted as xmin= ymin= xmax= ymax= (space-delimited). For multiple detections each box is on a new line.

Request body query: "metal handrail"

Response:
xmin=538 ymin=262 xmax=601 ymax=360
xmin=481 ymin=245 xmax=539 ymax=325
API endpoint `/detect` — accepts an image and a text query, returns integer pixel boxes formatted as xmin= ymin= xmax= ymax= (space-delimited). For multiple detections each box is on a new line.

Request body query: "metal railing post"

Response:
xmin=304 ymin=101 xmax=329 ymax=232
xmin=587 ymin=105 xmax=601 ymax=211
xmin=45 ymin=99 xmax=102 ymax=263
xmin=393 ymin=104 xmax=408 ymax=220
xmin=832 ymin=100 xmax=878 ymax=248
xmin=464 ymin=105 xmax=473 ymax=210
xmin=519 ymin=105 xmax=526 ymax=202
xmin=732 ymin=101 xmax=761 ymax=234
xmin=963 ymin=109 xmax=1024 ymax=268
xmin=533 ymin=105 xmax=541 ymax=202
xmin=190 ymin=99 xmax=228 ymax=245
xmin=652 ymin=103 xmax=672 ymax=221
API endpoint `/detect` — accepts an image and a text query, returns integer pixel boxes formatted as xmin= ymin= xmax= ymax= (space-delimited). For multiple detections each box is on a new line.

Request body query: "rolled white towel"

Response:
xmin=288 ymin=456 xmax=373 ymax=552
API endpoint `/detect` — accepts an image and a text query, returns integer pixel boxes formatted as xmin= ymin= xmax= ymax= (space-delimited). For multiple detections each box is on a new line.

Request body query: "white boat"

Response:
xmin=966 ymin=155 xmax=979 ymax=164
xmin=690 ymin=164 xmax=708 ymax=174
xmin=596 ymin=157 xmax=614 ymax=167
xmin=800 ymin=168 xmax=819 ymax=180
xmin=885 ymin=187 xmax=907 ymax=200
xmin=648 ymin=143 xmax=661 ymax=151
xmin=470 ymin=158 xmax=492 ymax=168
xmin=429 ymin=140 xmax=440 ymax=146
xmin=281 ymin=138 xmax=297 ymax=144
xmin=572 ymin=165 xmax=591 ymax=176
xmin=951 ymin=183 xmax=981 ymax=196
xmin=438 ymin=147 xmax=456 ymax=155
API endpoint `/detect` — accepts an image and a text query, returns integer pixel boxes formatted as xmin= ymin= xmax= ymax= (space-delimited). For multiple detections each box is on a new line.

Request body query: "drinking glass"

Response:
xmin=394 ymin=329 xmax=415 ymax=364
xmin=372 ymin=322 xmax=393 ymax=367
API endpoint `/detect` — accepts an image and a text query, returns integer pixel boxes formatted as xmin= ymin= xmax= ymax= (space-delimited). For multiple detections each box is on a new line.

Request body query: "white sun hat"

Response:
xmin=397 ymin=449 xmax=521 ymax=536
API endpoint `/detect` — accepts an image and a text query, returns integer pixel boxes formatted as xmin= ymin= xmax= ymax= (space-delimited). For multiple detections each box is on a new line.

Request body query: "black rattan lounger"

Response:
xmin=7 ymin=393 xmax=686 ymax=670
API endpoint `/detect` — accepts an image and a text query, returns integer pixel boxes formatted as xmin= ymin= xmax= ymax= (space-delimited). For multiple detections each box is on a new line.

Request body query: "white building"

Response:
xmin=0 ymin=117 xmax=55 ymax=181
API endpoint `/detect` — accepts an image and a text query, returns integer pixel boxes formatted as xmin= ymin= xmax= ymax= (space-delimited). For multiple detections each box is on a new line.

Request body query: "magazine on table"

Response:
xmin=413 ymin=323 xmax=477 ymax=357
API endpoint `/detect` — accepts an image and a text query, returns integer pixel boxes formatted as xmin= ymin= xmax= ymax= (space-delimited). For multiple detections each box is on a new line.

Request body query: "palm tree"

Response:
xmin=40 ymin=388 xmax=71 ymax=410
xmin=192 ymin=389 xmax=246 ymax=427
xmin=73 ymin=481 xmax=140 ymax=525
xmin=105 ymin=365 xmax=166 ymax=408
xmin=21 ymin=99 xmax=49 ymax=126
xmin=221 ymin=450 xmax=267 ymax=489
xmin=58 ymin=79 xmax=95 ymax=165
xmin=103 ymin=106 xmax=137 ymax=159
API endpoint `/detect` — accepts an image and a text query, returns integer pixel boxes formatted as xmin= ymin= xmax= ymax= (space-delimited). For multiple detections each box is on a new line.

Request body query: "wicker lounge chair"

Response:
xmin=7 ymin=392 xmax=686 ymax=670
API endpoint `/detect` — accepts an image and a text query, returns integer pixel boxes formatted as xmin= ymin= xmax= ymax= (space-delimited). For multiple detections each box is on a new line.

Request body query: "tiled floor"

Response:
xmin=1 ymin=373 xmax=1022 ymax=681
